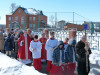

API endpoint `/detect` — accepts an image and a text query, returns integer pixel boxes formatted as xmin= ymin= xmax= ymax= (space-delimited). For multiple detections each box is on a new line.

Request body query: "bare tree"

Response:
xmin=49 ymin=15 xmax=55 ymax=28
xmin=10 ymin=3 xmax=16 ymax=13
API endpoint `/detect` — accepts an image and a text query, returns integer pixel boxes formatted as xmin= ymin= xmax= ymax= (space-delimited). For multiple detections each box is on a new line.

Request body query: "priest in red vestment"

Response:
xmin=39 ymin=33 xmax=47 ymax=62
xmin=18 ymin=30 xmax=31 ymax=65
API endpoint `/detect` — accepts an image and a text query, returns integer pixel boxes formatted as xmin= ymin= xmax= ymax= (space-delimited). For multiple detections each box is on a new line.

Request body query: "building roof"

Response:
xmin=58 ymin=20 xmax=66 ymax=23
xmin=24 ymin=8 xmax=43 ymax=15
xmin=11 ymin=7 xmax=44 ymax=15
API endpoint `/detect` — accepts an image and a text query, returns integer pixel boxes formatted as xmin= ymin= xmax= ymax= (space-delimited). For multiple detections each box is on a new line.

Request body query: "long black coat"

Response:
xmin=76 ymin=40 xmax=91 ymax=75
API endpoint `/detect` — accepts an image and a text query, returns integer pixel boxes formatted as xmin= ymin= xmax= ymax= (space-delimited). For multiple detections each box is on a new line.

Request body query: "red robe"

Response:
xmin=33 ymin=58 xmax=42 ymax=71
xmin=39 ymin=37 xmax=47 ymax=60
xmin=18 ymin=34 xmax=31 ymax=60
xmin=49 ymin=64 xmax=68 ymax=75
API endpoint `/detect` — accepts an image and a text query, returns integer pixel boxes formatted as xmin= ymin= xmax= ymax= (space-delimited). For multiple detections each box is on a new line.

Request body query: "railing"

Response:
xmin=34 ymin=28 xmax=100 ymax=50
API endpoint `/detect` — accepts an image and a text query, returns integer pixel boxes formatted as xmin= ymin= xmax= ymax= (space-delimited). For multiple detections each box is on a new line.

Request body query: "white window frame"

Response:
xmin=12 ymin=17 xmax=13 ymax=21
xmin=15 ymin=17 xmax=18 ymax=20
xmin=9 ymin=17 xmax=11 ymax=21
xmin=29 ymin=24 xmax=32 ymax=28
xmin=33 ymin=24 xmax=35 ymax=29
xmin=9 ymin=24 xmax=11 ymax=28
xmin=33 ymin=17 xmax=35 ymax=21
xmin=29 ymin=17 xmax=32 ymax=21
xmin=19 ymin=10 xmax=21 ymax=13
xmin=21 ymin=17 xmax=24 ymax=24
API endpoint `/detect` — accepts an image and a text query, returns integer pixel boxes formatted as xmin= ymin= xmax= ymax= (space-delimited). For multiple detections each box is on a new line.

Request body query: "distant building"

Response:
xmin=56 ymin=20 xmax=66 ymax=28
xmin=86 ymin=22 xmax=100 ymax=32
xmin=6 ymin=7 xmax=47 ymax=30
xmin=0 ymin=24 xmax=6 ymax=29
xmin=64 ymin=23 xmax=84 ymax=31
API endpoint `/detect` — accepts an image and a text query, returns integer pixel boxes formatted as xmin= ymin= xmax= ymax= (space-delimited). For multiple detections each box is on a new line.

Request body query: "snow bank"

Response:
xmin=0 ymin=52 xmax=45 ymax=75
xmin=89 ymin=68 xmax=100 ymax=75
xmin=89 ymin=50 xmax=100 ymax=66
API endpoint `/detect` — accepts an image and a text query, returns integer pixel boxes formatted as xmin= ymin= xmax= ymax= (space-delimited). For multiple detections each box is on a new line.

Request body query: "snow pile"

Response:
xmin=24 ymin=8 xmax=41 ymax=15
xmin=0 ymin=52 xmax=45 ymax=75
xmin=89 ymin=68 xmax=100 ymax=75
xmin=89 ymin=50 xmax=100 ymax=66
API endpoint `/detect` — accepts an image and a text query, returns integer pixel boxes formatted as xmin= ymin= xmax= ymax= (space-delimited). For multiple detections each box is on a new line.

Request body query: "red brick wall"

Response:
xmin=64 ymin=23 xmax=84 ymax=31
xmin=6 ymin=7 xmax=47 ymax=30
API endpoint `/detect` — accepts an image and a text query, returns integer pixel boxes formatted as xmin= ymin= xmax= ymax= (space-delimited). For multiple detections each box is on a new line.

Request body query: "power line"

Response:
xmin=74 ymin=12 xmax=92 ymax=22
xmin=44 ymin=12 xmax=93 ymax=22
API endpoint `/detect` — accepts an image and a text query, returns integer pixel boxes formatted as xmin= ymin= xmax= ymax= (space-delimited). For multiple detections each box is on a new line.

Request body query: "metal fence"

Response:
xmin=34 ymin=28 xmax=100 ymax=50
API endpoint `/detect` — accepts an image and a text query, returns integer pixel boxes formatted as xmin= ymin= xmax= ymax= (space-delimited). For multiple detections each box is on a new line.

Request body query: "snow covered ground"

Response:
xmin=0 ymin=48 xmax=100 ymax=75
xmin=0 ymin=52 xmax=45 ymax=75
xmin=90 ymin=50 xmax=100 ymax=66
xmin=89 ymin=49 xmax=100 ymax=75
xmin=0 ymin=49 xmax=100 ymax=75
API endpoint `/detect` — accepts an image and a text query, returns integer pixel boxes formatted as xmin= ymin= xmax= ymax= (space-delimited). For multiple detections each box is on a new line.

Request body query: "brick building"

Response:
xmin=64 ymin=23 xmax=84 ymax=31
xmin=6 ymin=7 xmax=47 ymax=30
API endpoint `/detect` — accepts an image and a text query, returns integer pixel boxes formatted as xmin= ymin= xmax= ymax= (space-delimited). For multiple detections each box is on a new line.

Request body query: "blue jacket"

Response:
xmin=52 ymin=41 xmax=65 ymax=65
xmin=65 ymin=39 xmax=77 ymax=63
xmin=4 ymin=36 xmax=13 ymax=51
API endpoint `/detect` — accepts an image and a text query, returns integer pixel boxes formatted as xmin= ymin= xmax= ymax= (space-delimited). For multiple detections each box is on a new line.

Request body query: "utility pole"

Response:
xmin=73 ymin=12 xmax=74 ymax=28
xmin=55 ymin=12 xmax=57 ymax=29
xmin=38 ymin=15 xmax=40 ymax=31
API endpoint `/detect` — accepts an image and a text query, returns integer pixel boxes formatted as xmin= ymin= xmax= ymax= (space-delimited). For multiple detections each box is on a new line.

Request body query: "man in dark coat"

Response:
xmin=76 ymin=35 xmax=91 ymax=75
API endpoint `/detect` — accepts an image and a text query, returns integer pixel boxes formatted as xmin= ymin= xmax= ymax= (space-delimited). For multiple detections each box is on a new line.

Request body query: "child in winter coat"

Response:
xmin=65 ymin=38 xmax=77 ymax=75
xmin=49 ymin=41 xmax=66 ymax=75
xmin=29 ymin=35 xmax=42 ymax=71
xmin=4 ymin=33 xmax=13 ymax=57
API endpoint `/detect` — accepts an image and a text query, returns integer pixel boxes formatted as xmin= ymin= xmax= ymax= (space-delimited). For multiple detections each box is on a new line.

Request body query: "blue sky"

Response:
xmin=0 ymin=0 xmax=100 ymax=24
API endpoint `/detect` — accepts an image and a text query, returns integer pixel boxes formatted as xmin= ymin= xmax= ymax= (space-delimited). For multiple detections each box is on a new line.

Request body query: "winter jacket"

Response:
xmin=52 ymin=41 xmax=65 ymax=66
xmin=4 ymin=36 xmax=13 ymax=51
xmin=65 ymin=39 xmax=77 ymax=63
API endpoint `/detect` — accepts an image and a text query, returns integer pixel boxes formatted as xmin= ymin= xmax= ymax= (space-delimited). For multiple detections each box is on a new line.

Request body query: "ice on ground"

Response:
xmin=0 ymin=52 xmax=45 ymax=75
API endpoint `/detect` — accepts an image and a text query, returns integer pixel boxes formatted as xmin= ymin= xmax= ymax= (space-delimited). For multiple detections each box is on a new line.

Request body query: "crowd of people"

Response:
xmin=0 ymin=28 xmax=91 ymax=75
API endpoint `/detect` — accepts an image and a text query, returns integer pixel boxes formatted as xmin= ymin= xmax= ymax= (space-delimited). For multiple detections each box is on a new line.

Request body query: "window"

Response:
xmin=29 ymin=24 xmax=32 ymax=28
xmin=29 ymin=17 xmax=32 ymax=21
xmin=9 ymin=24 xmax=11 ymax=28
xmin=21 ymin=17 xmax=24 ymax=24
xmin=9 ymin=17 xmax=11 ymax=21
xmin=33 ymin=24 xmax=35 ymax=29
xmin=33 ymin=17 xmax=35 ymax=21
xmin=15 ymin=17 xmax=18 ymax=20
xmin=19 ymin=10 xmax=21 ymax=13
xmin=12 ymin=17 xmax=13 ymax=21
